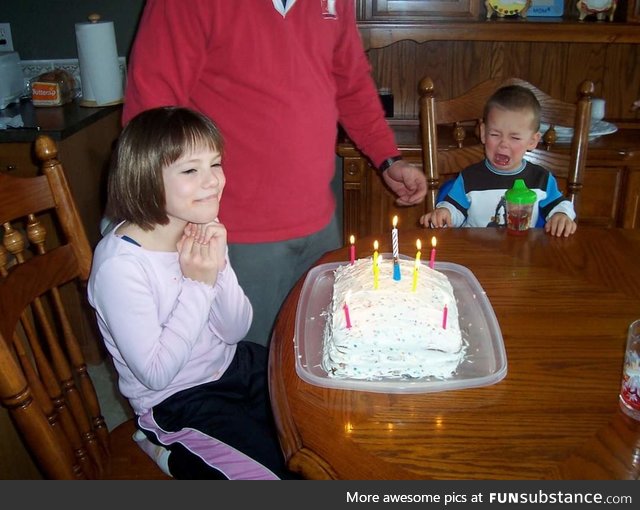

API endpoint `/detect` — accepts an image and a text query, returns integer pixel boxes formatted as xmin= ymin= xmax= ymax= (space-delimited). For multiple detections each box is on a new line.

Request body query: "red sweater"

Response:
xmin=123 ymin=0 xmax=399 ymax=243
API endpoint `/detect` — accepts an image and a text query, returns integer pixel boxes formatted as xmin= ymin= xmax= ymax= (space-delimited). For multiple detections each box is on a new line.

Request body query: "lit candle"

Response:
xmin=429 ymin=236 xmax=437 ymax=269
xmin=391 ymin=215 xmax=399 ymax=260
xmin=343 ymin=292 xmax=352 ymax=329
xmin=349 ymin=235 xmax=356 ymax=265
xmin=372 ymin=240 xmax=379 ymax=273
xmin=415 ymin=239 xmax=422 ymax=265
xmin=442 ymin=304 xmax=448 ymax=329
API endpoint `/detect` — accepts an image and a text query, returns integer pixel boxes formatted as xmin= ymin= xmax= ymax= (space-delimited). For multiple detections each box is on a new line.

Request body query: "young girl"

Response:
xmin=88 ymin=107 xmax=290 ymax=479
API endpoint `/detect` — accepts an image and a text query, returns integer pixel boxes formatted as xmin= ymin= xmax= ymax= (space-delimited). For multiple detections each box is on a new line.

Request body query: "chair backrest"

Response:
xmin=0 ymin=134 xmax=109 ymax=479
xmin=419 ymin=76 xmax=595 ymax=216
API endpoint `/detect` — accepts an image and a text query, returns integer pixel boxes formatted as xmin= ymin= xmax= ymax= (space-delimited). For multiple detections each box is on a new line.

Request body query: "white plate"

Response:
xmin=540 ymin=120 xmax=617 ymax=142
xmin=294 ymin=257 xmax=507 ymax=394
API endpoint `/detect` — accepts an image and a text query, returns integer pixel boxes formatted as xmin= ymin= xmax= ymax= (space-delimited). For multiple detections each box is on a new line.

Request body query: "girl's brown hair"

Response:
xmin=107 ymin=107 xmax=224 ymax=230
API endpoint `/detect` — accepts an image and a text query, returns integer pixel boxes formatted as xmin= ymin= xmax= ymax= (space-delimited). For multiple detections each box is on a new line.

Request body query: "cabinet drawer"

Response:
xmin=357 ymin=0 xmax=481 ymax=21
xmin=0 ymin=143 xmax=37 ymax=176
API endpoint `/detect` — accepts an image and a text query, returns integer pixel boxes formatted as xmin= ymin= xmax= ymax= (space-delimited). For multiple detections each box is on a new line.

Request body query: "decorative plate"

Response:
xmin=486 ymin=0 xmax=531 ymax=17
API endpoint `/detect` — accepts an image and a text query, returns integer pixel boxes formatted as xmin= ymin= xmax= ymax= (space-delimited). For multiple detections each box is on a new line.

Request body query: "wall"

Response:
xmin=0 ymin=0 xmax=144 ymax=59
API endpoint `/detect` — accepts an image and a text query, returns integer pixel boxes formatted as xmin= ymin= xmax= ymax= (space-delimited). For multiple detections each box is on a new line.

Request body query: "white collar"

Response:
xmin=272 ymin=0 xmax=297 ymax=16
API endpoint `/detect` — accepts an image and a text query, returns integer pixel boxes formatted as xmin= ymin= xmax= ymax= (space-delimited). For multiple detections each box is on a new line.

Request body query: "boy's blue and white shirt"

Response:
xmin=437 ymin=159 xmax=576 ymax=228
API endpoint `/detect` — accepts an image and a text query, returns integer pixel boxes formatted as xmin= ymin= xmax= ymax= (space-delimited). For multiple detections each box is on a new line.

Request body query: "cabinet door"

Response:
xmin=357 ymin=0 xmax=482 ymax=21
xmin=623 ymin=168 xmax=640 ymax=228
xmin=556 ymin=165 xmax=623 ymax=228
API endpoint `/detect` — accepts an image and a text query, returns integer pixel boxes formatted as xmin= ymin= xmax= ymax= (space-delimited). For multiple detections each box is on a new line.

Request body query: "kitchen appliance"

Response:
xmin=0 ymin=51 xmax=24 ymax=109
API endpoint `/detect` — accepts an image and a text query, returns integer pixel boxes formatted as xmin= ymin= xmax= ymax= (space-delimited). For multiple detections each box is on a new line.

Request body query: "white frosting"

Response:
xmin=322 ymin=256 xmax=465 ymax=380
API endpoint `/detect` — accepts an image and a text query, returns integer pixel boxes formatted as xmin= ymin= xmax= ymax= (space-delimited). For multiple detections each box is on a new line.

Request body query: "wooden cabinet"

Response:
xmin=338 ymin=126 xmax=640 ymax=241
xmin=356 ymin=1 xmax=640 ymax=121
xmin=356 ymin=0 xmax=640 ymax=46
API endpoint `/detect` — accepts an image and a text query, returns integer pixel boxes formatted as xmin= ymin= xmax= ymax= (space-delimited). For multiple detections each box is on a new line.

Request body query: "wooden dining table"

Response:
xmin=268 ymin=227 xmax=640 ymax=480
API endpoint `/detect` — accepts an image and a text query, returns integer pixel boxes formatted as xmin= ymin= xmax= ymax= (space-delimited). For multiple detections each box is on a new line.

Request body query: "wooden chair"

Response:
xmin=419 ymin=76 xmax=595 ymax=217
xmin=0 ymin=135 xmax=170 ymax=479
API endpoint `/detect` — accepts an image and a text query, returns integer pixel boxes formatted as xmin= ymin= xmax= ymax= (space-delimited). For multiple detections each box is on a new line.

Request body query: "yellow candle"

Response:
xmin=373 ymin=256 xmax=380 ymax=289
xmin=415 ymin=239 xmax=422 ymax=265
xmin=412 ymin=259 xmax=419 ymax=292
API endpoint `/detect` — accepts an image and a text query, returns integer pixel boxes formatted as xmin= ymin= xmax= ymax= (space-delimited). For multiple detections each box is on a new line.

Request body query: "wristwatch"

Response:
xmin=378 ymin=155 xmax=403 ymax=173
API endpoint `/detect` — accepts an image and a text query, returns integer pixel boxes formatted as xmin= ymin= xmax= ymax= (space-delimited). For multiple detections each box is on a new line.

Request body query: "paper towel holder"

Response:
xmin=77 ymin=13 xmax=125 ymax=108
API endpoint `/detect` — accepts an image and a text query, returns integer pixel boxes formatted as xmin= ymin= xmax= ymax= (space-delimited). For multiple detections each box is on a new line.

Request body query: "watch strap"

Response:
xmin=378 ymin=155 xmax=403 ymax=173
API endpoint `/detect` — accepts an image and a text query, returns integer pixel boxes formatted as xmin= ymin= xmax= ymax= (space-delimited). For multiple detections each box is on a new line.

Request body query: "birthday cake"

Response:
xmin=322 ymin=256 xmax=466 ymax=380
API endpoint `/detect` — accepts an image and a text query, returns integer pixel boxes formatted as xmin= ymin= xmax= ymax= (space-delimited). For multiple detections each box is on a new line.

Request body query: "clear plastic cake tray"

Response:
xmin=294 ymin=257 xmax=507 ymax=393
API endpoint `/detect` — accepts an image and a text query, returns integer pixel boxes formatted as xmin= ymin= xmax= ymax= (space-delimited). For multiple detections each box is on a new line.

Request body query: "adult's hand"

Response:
xmin=381 ymin=160 xmax=427 ymax=206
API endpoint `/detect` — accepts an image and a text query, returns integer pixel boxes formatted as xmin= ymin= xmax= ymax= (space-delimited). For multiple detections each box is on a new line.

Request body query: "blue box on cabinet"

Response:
xmin=527 ymin=0 xmax=564 ymax=16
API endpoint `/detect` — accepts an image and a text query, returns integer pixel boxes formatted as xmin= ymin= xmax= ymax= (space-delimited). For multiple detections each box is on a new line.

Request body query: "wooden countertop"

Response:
xmin=269 ymin=227 xmax=640 ymax=480
xmin=0 ymin=99 xmax=121 ymax=143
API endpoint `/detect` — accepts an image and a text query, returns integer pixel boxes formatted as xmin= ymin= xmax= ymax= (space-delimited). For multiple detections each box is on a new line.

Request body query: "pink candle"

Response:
xmin=349 ymin=235 xmax=356 ymax=265
xmin=429 ymin=236 xmax=437 ymax=269
xmin=343 ymin=302 xmax=352 ymax=329
xmin=442 ymin=304 xmax=448 ymax=329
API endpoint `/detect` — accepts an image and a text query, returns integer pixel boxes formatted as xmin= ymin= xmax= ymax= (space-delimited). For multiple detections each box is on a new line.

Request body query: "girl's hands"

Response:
xmin=177 ymin=220 xmax=227 ymax=285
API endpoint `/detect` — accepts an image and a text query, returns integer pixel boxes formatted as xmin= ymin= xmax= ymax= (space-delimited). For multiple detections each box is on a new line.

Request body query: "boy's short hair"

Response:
xmin=107 ymin=106 xmax=224 ymax=230
xmin=483 ymin=85 xmax=541 ymax=131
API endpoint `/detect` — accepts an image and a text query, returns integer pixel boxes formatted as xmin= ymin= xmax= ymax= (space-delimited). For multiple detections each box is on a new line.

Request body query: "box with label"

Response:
xmin=527 ymin=0 xmax=564 ymax=16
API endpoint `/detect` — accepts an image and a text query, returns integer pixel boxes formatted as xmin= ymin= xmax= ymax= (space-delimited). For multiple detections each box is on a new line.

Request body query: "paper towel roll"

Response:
xmin=75 ymin=16 xmax=123 ymax=107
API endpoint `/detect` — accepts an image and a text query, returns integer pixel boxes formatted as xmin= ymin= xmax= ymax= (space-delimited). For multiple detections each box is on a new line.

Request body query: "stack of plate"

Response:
xmin=540 ymin=120 xmax=617 ymax=142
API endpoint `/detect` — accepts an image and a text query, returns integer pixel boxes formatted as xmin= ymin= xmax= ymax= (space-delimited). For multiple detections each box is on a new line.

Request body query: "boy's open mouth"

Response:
xmin=494 ymin=154 xmax=510 ymax=166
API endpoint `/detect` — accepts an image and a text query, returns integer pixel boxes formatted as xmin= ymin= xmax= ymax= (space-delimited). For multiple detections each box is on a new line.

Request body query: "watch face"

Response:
xmin=487 ymin=0 xmax=529 ymax=15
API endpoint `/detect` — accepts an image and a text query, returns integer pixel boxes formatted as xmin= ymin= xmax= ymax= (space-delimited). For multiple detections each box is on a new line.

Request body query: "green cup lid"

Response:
xmin=505 ymin=179 xmax=536 ymax=205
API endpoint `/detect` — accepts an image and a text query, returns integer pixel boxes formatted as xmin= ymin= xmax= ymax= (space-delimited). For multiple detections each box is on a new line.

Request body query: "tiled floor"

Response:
xmin=87 ymin=360 xmax=133 ymax=431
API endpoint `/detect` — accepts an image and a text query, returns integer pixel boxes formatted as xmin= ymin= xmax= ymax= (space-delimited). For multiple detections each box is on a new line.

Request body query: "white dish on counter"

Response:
xmin=540 ymin=120 xmax=617 ymax=142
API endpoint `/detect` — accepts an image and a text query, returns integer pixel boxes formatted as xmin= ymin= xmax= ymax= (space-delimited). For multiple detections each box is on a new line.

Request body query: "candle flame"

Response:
xmin=373 ymin=240 xmax=379 ymax=250
xmin=392 ymin=215 xmax=398 ymax=228
xmin=350 ymin=234 xmax=355 ymax=245
xmin=416 ymin=239 xmax=422 ymax=251
xmin=431 ymin=236 xmax=437 ymax=248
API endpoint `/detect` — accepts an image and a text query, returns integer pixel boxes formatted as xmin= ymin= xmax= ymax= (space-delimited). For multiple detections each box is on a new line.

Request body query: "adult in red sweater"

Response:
xmin=123 ymin=0 xmax=427 ymax=346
